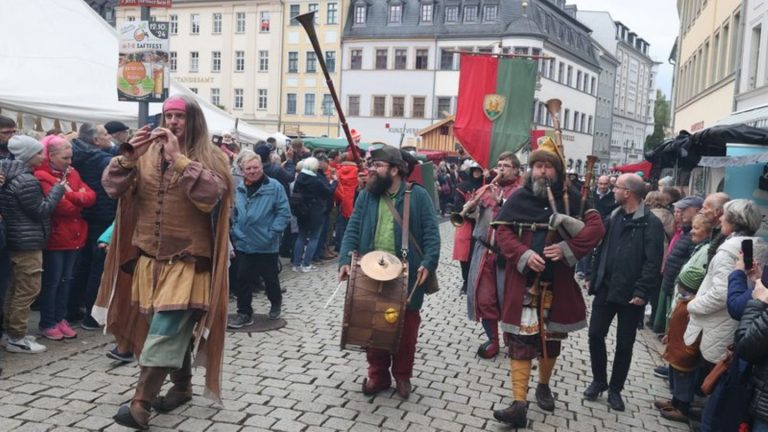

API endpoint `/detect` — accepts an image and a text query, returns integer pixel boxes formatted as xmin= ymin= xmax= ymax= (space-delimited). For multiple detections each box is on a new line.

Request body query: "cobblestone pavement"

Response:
xmin=0 ymin=222 xmax=689 ymax=431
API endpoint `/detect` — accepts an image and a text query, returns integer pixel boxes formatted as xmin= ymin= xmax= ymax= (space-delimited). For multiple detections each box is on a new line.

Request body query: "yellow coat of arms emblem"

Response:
xmin=483 ymin=94 xmax=506 ymax=121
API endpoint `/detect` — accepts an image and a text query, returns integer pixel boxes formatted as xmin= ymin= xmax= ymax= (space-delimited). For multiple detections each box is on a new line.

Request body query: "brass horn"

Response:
xmin=295 ymin=11 xmax=361 ymax=164
xmin=544 ymin=97 xmax=569 ymax=214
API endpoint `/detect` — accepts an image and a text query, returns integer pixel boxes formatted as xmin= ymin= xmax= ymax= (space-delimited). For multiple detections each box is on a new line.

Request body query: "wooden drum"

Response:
xmin=341 ymin=252 xmax=408 ymax=353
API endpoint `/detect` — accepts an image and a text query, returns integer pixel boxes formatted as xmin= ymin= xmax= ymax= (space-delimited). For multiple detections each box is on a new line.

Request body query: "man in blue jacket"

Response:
xmin=229 ymin=152 xmax=291 ymax=326
xmin=339 ymin=144 xmax=440 ymax=399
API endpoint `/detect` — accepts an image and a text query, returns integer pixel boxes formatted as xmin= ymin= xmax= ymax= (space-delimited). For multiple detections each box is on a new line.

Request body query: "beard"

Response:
xmin=531 ymin=175 xmax=549 ymax=198
xmin=366 ymin=171 xmax=394 ymax=197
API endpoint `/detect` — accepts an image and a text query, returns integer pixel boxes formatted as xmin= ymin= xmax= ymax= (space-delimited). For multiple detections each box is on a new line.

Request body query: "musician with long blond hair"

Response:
xmin=96 ymin=95 xmax=233 ymax=430
xmin=490 ymin=141 xmax=604 ymax=427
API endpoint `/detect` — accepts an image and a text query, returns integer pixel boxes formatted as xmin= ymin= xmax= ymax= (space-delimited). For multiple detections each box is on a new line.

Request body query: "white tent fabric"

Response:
xmin=0 ymin=0 xmax=274 ymax=143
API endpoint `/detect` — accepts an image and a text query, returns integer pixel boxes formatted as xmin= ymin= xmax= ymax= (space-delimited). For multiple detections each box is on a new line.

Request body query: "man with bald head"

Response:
xmin=592 ymin=175 xmax=617 ymax=218
xmin=584 ymin=173 xmax=664 ymax=411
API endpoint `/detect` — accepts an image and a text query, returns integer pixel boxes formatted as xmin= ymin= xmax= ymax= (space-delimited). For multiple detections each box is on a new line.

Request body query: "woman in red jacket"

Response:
xmin=34 ymin=136 xmax=96 ymax=340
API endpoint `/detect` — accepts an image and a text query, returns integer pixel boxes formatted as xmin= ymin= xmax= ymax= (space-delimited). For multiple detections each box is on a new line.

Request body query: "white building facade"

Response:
xmin=341 ymin=0 xmax=600 ymax=170
xmin=736 ymin=0 xmax=768 ymax=111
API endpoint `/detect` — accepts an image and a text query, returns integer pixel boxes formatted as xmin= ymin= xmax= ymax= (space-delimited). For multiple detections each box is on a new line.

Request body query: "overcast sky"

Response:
xmin=571 ymin=0 xmax=679 ymax=99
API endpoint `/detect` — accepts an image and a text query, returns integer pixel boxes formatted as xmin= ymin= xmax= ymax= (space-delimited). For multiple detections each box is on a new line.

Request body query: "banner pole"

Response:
xmin=138 ymin=6 xmax=150 ymax=127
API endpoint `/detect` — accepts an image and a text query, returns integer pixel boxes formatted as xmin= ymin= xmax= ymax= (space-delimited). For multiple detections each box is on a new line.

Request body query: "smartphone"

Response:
xmin=212 ymin=135 xmax=223 ymax=146
xmin=743 ymin=239 xmax=754 ymax=270
xmin=762 ymin=264 xmax=768 ymax=287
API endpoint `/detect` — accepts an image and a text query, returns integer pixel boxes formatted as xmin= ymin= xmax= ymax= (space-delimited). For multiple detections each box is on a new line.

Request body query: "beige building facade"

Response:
xmin=280 ymin=0 xmax=346 ymax=137
xmin=116 ymin=0 xmax=285 ymax=132
xmin=673 ymin=0 xmax=743 ymax=132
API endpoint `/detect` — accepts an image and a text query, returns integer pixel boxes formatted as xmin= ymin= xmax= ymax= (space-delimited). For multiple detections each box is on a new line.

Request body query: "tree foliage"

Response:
xmin=644 ymin=89 xmax=670 ymax=152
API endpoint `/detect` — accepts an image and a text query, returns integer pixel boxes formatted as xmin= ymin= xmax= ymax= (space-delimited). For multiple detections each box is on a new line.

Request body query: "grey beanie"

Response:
xmin=8 ymin=135 xmax=43 ymax=164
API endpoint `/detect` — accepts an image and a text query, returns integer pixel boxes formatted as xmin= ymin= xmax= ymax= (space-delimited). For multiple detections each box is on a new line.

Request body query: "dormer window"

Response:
xmin=464 ymin=5 xmax=478 ymax=22
xmin=421 ymin=3 xmax=433 ymax=22
xmin=388 ymin=3 xmax=402 ymax=24
xmin=354 ymin=3 xmax=366 ymax=25
xmin=445 ymin=6 xmax=459 ymax=23
xmin=483 ymin=4 xmax=498 ymax=22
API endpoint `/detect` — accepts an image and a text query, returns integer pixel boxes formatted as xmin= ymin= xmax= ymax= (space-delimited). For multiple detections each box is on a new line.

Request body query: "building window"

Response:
xmin=190 ymin=51 xmax=199 ymax=72
xmin=236 ymin=12 xmax=246 ymax=33
xmin=322 ymin=94 xmax=334 ymax=115
xmin=325 ymin=51 xmax=336 ymax=73
xmin=436 ymin=97 xmax=451 ymax=117
xmin=440 ymin=49 xmax=454 ymax=70
xmin=421 ymin=4 xmax=433 ymax=22
xmin=514 ymin=47 xmax=529 ymax=55
xmin=288 ymin=52 xmax=298 ymax=73
xmin=305 ymin=93 xmax=316 ymax=115
xmin=191 ymin=14 xmax=200 ymax=34
xmin=258 ymin=89 xmax=268 ymax=110
xmin=388 ymin=4 xmax=402 ymax=24
xmin=211 ymin=88 xmax=220 ymax=106
xmin=212 ymin=51 xmax=221 ymax=72
xmin=290 ymin=4 xmax=300 ymax=25
xmin=235 ymin=51 xmax=245 ymax=72
xmin=567 ymin=65 xmax=573 ymax=86
xmin=464 ymin=6 xmax=477 ymax=22
xmin=354 ymin=5 xmax=366 ymax=25
xmin=445 ymin=6 xmax=459 ymax=23
xmin=395 ymin=49 xmax=407 ymax=70
xmin=260 ymin=11 xmax=270 ymax=32
xmin=415 ymin=49 xmax=428 ymax=70
xmin=587 ymin=115 xmax=593 ymax=134
xmin=376 ymin=49 xmax=388 ymax=69
xmin=259 ymin=50 xmax=269 ymax=71
xmin=576 ymin=71 xmax=582 ymax=90
xmin=234 ymin=89 xmax=244 ymax=109
xmin=591 ymin=77 xmax=596 ymax=95
xmin=287 ymin=93 xmax=297 ymax=114
xmin=127 ymin=16 xmax=135 ymax=21
xmin=348 ymin=95 xmax=360 ymax=116
xmin=169 ymin=51 xmax=177 ymax=72
xmin=327 ymin=3 xmax=338 ymax=24
xmin=483 ymin=5 xmax=498 ymax=22
xmin=558 ymin=62 xmax=565 ymax=83
xmin=373 ymin=96 xmax=386 ymax=116
xmin=350 ymin=49 xmax=362 ymax=69
xmin=306 ymin=52 xmax=317 ymax=73
xmin=412 ymin=96 xmax=425 ymax=118
xmin=563 ymin=109 xmax=570 ymax=129
xmin=189 ymin=88 xmax=198 ymax=94
xmin=169 ymin=14 xmax=178 ymax=35
xmin=308 ymin=3 xmax=319 ymax=24
xmin=212 ymin=13 xmax=222 ymax=33
xmin=392 ymin=96 xmax=405 ymax=117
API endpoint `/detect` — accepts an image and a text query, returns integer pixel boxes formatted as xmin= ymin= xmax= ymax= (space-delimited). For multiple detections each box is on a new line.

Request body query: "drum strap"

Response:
xmin=383 ymin=183 xmax=419 ymax=261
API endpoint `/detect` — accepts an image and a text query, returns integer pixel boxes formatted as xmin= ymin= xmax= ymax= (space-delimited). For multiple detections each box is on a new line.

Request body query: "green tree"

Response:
xmin=645 ymin=89 xmax=670 ymax=152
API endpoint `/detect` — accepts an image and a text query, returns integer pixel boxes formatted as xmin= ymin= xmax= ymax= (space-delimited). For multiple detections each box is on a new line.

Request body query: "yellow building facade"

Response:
xmin=673 ymin=0 xmax=743 ymax=132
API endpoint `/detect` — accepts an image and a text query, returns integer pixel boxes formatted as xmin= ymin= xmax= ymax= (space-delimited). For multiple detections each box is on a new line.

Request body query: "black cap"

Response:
xmin=104 ymin=121 xmax=129 ymax=134
xmin=370 ymin=144 xmax=406 ymax=171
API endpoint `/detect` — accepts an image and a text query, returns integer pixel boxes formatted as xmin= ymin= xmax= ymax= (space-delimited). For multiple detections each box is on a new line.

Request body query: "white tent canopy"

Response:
xmin=0 ymin=0 xmax=277 ymax=143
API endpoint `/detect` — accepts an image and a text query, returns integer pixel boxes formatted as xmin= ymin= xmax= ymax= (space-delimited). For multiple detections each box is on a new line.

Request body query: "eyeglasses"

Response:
xmin=367 ymin=161 xmax=390 ymax=169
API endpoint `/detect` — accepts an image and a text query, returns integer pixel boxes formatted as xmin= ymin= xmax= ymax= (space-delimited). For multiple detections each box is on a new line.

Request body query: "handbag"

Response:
xmin=384 ymin=184 xmax=440 ymax=295
xmin=701 ymin=345 xmax=734 ymax=396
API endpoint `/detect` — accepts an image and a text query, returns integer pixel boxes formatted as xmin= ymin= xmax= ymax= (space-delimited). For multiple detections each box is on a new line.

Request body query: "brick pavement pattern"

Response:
xmin=0 ymin=222 xmax=689 ymax=431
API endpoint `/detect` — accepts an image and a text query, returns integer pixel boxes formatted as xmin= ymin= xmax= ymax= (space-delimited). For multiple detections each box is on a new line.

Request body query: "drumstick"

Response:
xmin=324 ymin=281 xmax=346 ymax=309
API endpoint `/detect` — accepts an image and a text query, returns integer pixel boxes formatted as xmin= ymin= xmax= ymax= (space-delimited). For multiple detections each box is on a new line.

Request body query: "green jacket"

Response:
xmin=339 ymin=181 xmax=440 ymax=310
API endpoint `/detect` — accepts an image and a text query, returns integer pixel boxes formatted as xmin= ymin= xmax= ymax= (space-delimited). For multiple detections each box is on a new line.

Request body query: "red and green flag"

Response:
xmin=453 ymin=54 xmax=537 ymax=168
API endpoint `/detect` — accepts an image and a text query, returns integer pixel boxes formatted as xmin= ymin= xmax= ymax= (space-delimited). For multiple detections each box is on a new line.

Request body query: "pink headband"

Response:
xmin=163 ymin=97 xmax=186 ymax=113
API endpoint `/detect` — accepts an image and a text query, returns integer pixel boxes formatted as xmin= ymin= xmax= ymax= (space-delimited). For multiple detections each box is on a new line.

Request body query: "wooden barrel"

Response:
xmin=340 ymin=253 xmax=407 ymax=353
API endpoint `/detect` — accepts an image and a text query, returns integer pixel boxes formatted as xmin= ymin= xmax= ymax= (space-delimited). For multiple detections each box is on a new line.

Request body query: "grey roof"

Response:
xmin=344 ymin=0 xmax=599 ymax=67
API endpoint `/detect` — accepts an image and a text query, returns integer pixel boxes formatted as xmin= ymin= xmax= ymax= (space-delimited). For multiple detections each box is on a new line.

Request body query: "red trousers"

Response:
xmin=366 ymin=309 xmax=421 ymax=383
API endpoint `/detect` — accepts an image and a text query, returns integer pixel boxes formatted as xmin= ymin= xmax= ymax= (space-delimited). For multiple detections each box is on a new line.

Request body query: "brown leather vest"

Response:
xmin=132 ymin=145 xmax=213 ymax=260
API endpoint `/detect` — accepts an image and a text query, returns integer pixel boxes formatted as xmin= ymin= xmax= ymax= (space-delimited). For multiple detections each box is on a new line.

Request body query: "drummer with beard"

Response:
xmin=490 ymin=139 xmax=605 ymax=427
xmin=338 ymin=144 xmax=440 ymax=399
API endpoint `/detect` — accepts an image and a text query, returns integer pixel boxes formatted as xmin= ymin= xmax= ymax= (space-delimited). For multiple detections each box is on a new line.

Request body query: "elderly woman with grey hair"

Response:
xmin=683 ymin=199 xmax=764 ymax=429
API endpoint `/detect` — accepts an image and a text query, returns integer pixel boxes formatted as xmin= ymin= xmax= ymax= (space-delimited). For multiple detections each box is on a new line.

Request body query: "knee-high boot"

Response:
xmin=153 ymin=348 xmax=193 ymax=412
xmin=477 ymin=319 xmax=500 ymax=359
xmin=114 ymin=366 xmax=168 ymax=430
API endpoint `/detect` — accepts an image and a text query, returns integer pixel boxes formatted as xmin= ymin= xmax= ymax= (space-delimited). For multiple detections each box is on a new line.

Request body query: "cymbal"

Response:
xmin=359 ymin=251 xmax=403 ymax=281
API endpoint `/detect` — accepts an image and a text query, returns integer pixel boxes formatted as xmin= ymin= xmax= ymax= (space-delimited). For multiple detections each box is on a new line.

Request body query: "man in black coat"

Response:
xmin=592 ymin=175 xmax=618 ymax=218
xmin=584 ymin=173 xmax=664 ymax=411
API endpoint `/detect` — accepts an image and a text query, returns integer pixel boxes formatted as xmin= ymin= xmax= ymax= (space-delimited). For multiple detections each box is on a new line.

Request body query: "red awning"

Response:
xmin=417 ymin=149 xmax=449 ymax=162
xmin=614 ymin=160 xmax=652 ymax=178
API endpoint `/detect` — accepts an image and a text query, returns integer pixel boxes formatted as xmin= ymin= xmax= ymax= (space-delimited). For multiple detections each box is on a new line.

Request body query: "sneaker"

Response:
xmin=654 ymin=365 xmax=669 ymax=379
xmin=80 ymin=316 xmax=101 ymax=331
xmin=57 ymin=320 xmax=77 ymax=339
xmin=106 ymin=347 xmax=135 ymax=363
xmin=268 ymin=305 xmax=282 ymax=320
xmin=301 ymin=265 xmax=318 ymax=273
xmin=227 ymin=313 xmax=254 ymax=329
xmin=291 ymin=265 xmax=302 ymax=273
xmin=6 ymin=336 xmax=47 ymax=353
xmin=40 ymin=326 xmax=64 ymax=341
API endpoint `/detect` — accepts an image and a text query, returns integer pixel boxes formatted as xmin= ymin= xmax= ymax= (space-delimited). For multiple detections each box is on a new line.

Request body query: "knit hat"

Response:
xmin=677 ymin=264 xmax=707 ymax=292
xmin=104 ymin=121 xmax=129 ymax=135
xmin=8 ymin=135 xmax=43 ymax=164
xmin=254 ymin=144 xmax=271 ymax=163
xmin=529 ymin=135 xmax=564 ymax=175
xmin=369 ymin=144 xmax=406 ymax=171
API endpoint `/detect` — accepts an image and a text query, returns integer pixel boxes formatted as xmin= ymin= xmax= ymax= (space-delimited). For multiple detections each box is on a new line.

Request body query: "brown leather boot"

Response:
xmin=114 ymin=367 xmax=168 ymax=430
xmin=493 ymin=400 xmax=528 ymax=427
xmin=153 ymin=350 xmax=193 ymax=413
xmin=535 ymin=384 xmax=555 ymax=411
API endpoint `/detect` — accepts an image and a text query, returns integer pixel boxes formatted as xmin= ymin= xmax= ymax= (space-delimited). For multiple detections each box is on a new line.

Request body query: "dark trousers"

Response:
xmin=40 ymin=250 xmax=79 ymax=329
xmin=235 ymin=251 xmax=281 ymax=317
xmin=0 ymin=249 xmax=10 ymax=336
xmin=367 ymin=309 xmax=421 ymax=382
xmin=334 ymin=215 xmax=348 ymax=252
xmin=313 ymin=215 xmax=330 ymax=261
xmin=71 ymin=220 xmax=111 ymax=320
xmin=588 ymin=300 xmax=645 ymax=391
